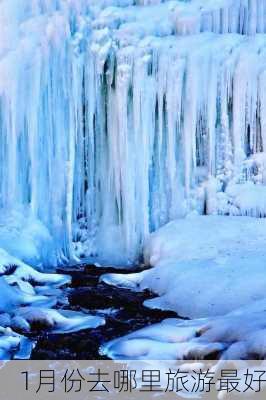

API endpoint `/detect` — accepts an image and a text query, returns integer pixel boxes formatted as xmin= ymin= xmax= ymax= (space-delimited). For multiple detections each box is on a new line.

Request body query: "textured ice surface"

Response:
xmin=1 ymin=0 xmax=266 ymax=264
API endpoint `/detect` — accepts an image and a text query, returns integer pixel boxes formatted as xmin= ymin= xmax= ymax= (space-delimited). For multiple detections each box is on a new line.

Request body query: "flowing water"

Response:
xmin=30 ymin=265 xmax=179 ymax=359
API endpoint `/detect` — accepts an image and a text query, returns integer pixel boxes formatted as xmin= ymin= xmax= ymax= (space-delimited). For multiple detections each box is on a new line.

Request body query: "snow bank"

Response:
xmin=102 ymin=304 xmax=266 ymax=360
xmin=0 ymin=249 xmax=105 ymax=359
xmin=0 ymin=208 xmax=58 ymax=268
xmin=101 ymin=215 xmax=266 ymax=359
xmin=103 ymin=215 xmax=266 ymax=317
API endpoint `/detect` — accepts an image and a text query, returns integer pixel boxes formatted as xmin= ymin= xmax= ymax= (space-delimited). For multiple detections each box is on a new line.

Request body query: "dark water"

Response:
xmin=30 ymin=265 xmax=179 ymax=359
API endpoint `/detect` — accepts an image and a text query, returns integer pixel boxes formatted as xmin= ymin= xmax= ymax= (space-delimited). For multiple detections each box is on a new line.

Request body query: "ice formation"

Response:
xmin=1 ymin=0 xmax=266 ymax=359
xmin=1 ymin=0 xmax=266 ymax=265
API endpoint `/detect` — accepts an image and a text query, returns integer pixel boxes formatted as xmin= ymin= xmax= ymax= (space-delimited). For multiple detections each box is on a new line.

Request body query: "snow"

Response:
xmin=0 ymin=208 xmax=58 ymax=268
xmin=18 ymin=308 xmax=105 ymax=334
xmin=101 ymin=215 xmax=266 ymax=359
xmin=0 ymin=0 xmax=266 ymax=360
xmin=102 ymin=309 xmax=266 ymax=360
xmin=219 ymin=182 xmax=266 ymax=217
xmin=101 ymin=318 xmax=227 ymax=360
xmin=0 ymin=248 xmax=105 ymax=359
xmin=102 ymin=215 xmax=266 ymax=317
xmin=102 ymin=298 xmax=266 ymax=360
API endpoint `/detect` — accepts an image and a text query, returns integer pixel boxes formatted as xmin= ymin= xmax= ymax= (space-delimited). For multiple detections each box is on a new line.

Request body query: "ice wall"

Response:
xmin=1 ymin=0 xmax=266 ymax=266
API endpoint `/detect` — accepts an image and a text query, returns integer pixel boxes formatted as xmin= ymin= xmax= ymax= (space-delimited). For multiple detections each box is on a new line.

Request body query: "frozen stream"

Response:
xmin=30 ymin=264 xmax=178 ymax=359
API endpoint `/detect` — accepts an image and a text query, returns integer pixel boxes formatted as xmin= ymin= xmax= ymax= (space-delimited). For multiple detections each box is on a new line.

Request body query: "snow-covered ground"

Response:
xmin=102 ymin=215 xmax=266 ymax=359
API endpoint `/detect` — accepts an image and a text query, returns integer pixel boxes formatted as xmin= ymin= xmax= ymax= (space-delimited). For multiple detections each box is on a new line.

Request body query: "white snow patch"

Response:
xmin=18 ymin=308 xmax=105 ymax=334
xmin=0 ymin=208 xmax=58 ymax=267
xmin=0 ymin=249 xmax=105 ymax=359
xmin=102 ymin=215 xmax=266 ymax=359
xmin=103 ymin=297 xmax=266 ymax=360
xmin=221 ymin=182 xmax=266 ymax=217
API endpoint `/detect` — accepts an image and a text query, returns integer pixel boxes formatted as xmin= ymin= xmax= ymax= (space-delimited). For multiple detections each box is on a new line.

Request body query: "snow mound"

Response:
xmin=101 ymin=318 xmax=226 ymax=360
xmin=18 ymin=308 xmax=105 ymax=334
xmin=0 ymin=208 xmax=59 ymax=268
xmin=102 ymin=215 xmax=266 ymax=359
xmin=219 ymin=182 xmax=266 ymax=218
xmin=0 ymin=328 xmax=33 ymax=360
xmin=102 ymin=303 xmax=266 ymax=360
xmin=0 ymin=249 xmax=105 ymax=359
xmin=144 ymin=215 xmax=266 ymax=269
xmin=103 ymin=216 xmax=266 ymax=317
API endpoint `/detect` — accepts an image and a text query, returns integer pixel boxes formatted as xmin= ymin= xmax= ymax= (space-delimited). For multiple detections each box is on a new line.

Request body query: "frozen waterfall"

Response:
xmin=1 ymin=0 xmax=266 ymax=266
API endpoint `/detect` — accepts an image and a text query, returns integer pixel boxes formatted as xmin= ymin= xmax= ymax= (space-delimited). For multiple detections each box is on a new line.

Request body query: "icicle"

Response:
xmin=1 ymin=0 xmax=266 ymax=266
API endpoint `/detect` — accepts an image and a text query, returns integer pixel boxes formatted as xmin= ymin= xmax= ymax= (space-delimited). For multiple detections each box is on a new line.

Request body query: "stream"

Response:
xmin=30 ymin=264 xmax=179 ymax=359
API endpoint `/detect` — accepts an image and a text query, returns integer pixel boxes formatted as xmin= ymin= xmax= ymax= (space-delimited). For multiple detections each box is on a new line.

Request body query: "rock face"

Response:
xmin=1 ymin=0 xmax=266 ymax=265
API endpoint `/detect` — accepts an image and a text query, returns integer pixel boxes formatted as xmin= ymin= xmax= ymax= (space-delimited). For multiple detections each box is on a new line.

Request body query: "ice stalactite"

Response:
xmin=1 ymin=0 xmax=266 ymax=266
xmin=173 ymin=0 xmax=266 ymax=36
